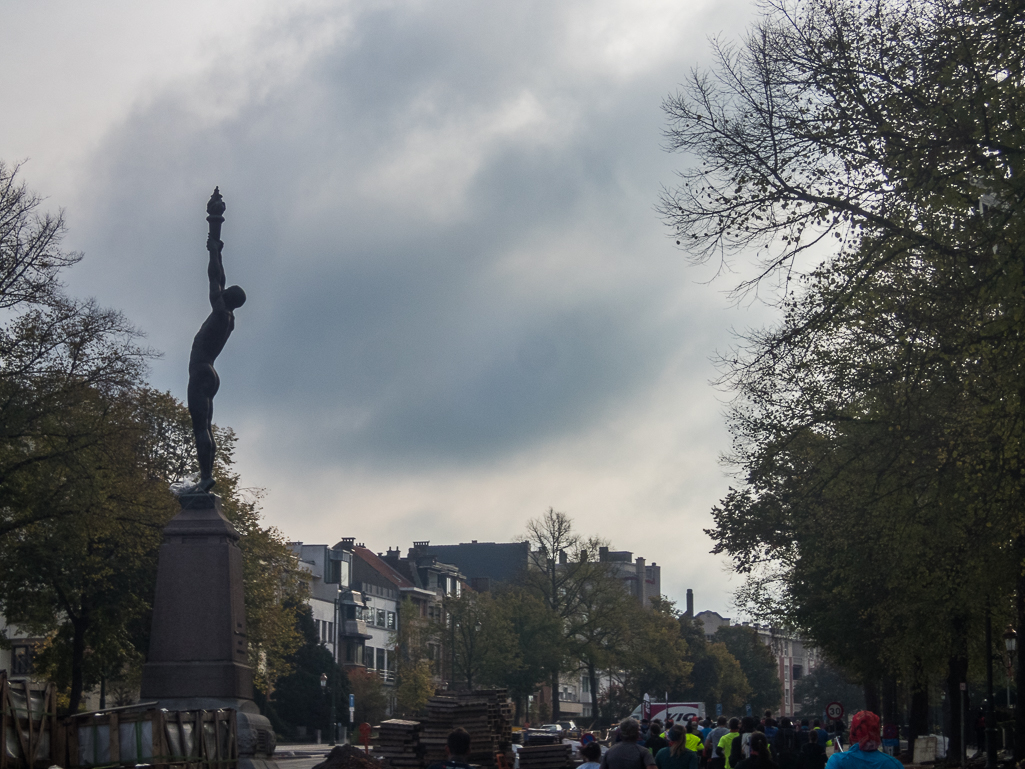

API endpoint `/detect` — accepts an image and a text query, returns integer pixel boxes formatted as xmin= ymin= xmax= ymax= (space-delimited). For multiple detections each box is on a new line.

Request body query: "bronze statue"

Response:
xmin=188 ymin=188 xmax=246 ymax=492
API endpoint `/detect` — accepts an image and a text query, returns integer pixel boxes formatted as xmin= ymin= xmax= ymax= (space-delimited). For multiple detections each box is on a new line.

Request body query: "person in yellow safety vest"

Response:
xmin=718 ymin=719 xmax=742 ymax=769
xmin=685 ymin=721 xmax=704 ymax=753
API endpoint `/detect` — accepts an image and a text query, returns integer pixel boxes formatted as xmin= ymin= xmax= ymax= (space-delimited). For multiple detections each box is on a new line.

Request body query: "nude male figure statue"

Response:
xmin=188 ymin=188 xmax=246 ymax=492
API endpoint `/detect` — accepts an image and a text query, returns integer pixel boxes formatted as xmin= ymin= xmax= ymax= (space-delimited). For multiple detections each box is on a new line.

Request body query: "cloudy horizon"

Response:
xmin=1 ymin=0 xmax=776 ymax=618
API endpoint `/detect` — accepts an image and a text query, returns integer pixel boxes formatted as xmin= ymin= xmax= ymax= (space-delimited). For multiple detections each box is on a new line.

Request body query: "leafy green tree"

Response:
xmin=261 ymin=602 xmax=345 ymax=740
xmin=522 ymin=508 xmax=635 ymax=722
xmin=694 ymin=643 xmax=751 ymax=716
xmin=493 ymin=587 xmax=563 ymax=723
xmin=663 ymin=0 xmax=1025 ymax=756
xmin=793 ymin=663 xmax=864 ymax=719
xmin=615 ymin=597 xmax=692 ymax=706
xmin=1 ymin=387 xmax=173 ymax=712
xmin=678 ymin=617 xmax=751 ymax=715
xmin=348 ymin=667 xmax=388 ymax=726
xmin=392 ymin=597 xmax=437 ymax=716
xmin=0 ymin=163 xmax=151 ymax=541
xmin=569 ymin=559 xmax=633 ymax=725
xmin=713 ymin=626 xmax=782 ymax=714
xmin=443 ymin=589 xmax=518 ymax=690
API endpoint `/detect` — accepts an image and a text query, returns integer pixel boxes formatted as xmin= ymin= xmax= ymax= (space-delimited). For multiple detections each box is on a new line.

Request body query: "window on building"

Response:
xmin=377 ymin=609 xmax=386 ymax=627
xmin=387 ymin=611 xmax=396 ymax=630
xmin=377 ymin=648 xmax=386 ymax=670
xmin=346 ymin=605 xmax=356 ymax=620
xmin=315 ymin=619 xmax=321 ymax=639
xmin=11 ymin=645 xmax=34 ymax=675
xmin=792 ymin=665 xmax=803 ymax=679
xmin=582 ymin=677 xmax=590 ymax=693
xmin=366 ymin=646 xmax=376 ymax=668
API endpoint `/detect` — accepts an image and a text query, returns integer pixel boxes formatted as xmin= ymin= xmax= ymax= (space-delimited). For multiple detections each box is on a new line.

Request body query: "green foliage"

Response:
xmin=348 ymin=667 xmax=388 ymax=726
xmin=793 ymin=663 xmax=864 ymax=719
xmin=443 ymin=589 xmax=519 ymax=690
xmin=392 ymin=598 xmax=437 ymax=716
xmin=262 ymin=602 xmax=345 ymax=740
xmin=395 ymin=658 xmax=433 ymax=717
xmin=692 ymin=642 xmax=751 ymax=715
xmin=491 ymin=587 xmax=563 ymax=708
xmin=664 ymin=0 xmax=1025 ymax=730
xmin=0 ymin=387 xmax=176 ymax=712
xmin=712 ymin=626 xmax=782 ymax=714
xmin=616 ymin=598 xmax=693 ymax=704
xmin=677 ymin=617 xmax=751 ymax=714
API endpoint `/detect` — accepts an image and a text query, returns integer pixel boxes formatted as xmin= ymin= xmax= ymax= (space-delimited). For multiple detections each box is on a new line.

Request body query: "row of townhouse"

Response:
xmin=289 ymin=538 xmax=467 ymax=708
xmin=290 ymin=538 xmax=663 ymax=720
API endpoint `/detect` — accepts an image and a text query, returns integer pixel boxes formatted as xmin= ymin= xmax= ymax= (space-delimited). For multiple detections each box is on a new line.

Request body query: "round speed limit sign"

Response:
xmin=826 ymin=702 xmax=844 ymax=720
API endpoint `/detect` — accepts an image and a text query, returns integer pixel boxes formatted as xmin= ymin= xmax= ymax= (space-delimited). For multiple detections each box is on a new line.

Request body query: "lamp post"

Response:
xmin=320 ymin=673 xmax=336 ymax=746
xmin=1005 ymin=626 xmax=1018 ymax=711
xmin=987 ymin=611 xmax=998 ymax=769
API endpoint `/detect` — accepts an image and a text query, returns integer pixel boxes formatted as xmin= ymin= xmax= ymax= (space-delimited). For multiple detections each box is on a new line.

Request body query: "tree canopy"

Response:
xmin=663 ymin=0 xmax=1025 ymax=753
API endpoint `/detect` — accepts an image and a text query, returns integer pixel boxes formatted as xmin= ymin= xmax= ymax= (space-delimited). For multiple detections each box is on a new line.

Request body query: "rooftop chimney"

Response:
xmin=686 ymin=588 xmax=694 ymax=618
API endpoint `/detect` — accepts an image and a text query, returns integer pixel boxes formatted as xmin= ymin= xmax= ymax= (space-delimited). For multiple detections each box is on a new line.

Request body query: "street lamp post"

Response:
xmin=1005 ymin=626 xmax=1018 ymax=711
xmin=320 ymin=673 xmax=336 ymax=746
xmin=987 ymin=612 xmax=999 ymax=769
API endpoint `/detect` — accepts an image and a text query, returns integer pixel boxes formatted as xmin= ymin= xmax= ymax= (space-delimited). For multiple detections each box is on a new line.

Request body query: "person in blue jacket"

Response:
xmin=824 ymin=712 xmax=901 ymax=769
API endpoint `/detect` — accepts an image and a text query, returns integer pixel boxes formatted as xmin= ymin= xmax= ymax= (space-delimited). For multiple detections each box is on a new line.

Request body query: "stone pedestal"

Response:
xmin=141 ymin=493 xmax=277 ymax=769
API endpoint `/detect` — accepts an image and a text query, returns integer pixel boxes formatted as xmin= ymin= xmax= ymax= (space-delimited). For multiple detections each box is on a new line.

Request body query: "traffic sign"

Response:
xmin=826 ymin=701 xmax=844 ymax=720
xmin=350 ymin=693 xmax=356 ymax=708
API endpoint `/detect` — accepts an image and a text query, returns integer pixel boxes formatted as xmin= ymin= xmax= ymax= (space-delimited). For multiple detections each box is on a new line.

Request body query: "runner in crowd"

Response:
xmin=825 ymin=712 xmax=901 ymax=769
xmin=656 ymin=725 xmax=700 ymax=769
xmin=736 ymin=733 xmax=779 ymax=769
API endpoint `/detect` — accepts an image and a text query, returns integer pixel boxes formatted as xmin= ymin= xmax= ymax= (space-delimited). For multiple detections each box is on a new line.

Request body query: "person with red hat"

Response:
xmin=824 ymin=712 xmax=901 ymax=769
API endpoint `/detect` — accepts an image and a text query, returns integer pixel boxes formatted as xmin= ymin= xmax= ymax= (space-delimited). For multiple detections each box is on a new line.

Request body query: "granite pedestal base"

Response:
xmin=141 ymin=493 xmax=277 ymax=769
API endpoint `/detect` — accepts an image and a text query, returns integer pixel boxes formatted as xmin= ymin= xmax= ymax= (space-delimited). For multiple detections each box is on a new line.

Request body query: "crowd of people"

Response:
xmin=594 ymin=711 xmax=901 ymax=769
xmin=426 ymin=709 xmax=902 ymax=769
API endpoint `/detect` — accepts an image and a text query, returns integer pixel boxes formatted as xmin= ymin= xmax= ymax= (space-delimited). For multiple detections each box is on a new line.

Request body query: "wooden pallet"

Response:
xmin=0 ymin=673 xmax=59 ymax=769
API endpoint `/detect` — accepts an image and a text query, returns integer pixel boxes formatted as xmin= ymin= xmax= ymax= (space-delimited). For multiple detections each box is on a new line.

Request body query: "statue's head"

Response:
xmin=224 ymin=285 xmax=247 ymax=310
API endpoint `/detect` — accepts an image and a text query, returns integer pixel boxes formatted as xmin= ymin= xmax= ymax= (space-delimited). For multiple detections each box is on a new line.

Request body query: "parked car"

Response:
xmin=558 ymin=721 xmax=580 ymax=738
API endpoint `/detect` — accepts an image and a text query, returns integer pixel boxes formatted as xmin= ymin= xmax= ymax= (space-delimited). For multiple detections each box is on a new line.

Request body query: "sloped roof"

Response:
xmin=352 ymin=546 xmax=416 ymax=589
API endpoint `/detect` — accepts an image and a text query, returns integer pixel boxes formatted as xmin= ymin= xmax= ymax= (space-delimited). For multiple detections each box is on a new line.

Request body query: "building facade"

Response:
xmin=598 ymin=547 xmax=662 ymax=608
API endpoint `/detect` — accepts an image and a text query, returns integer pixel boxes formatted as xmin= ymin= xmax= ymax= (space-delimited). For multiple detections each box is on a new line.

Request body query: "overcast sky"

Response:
xmin=1 ymin=0 xmax=774 ymax=617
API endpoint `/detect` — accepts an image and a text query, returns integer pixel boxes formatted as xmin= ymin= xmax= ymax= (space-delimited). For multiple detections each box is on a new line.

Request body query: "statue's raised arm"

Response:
xmin=187 ymin=188 xmax=246 ymax=492
xmin=207 ymin=189 xmax=227 ymax=308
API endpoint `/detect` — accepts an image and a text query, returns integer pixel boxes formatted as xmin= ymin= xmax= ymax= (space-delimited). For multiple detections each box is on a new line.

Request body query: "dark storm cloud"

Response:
xmin=61 ymin=0 xmax=744 ymax=472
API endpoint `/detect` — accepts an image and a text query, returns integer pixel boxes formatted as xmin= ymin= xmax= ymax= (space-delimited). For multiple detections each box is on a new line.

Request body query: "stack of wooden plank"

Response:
xmin=421 ymin=696 xmax=493 ymax=768
xmin=373 ymin=720 xmax=423 ymax=769
xmin=463 ymin=690 xmax=512 ymax=749
xmin=516 ymin=744 xmax=571 ymax=769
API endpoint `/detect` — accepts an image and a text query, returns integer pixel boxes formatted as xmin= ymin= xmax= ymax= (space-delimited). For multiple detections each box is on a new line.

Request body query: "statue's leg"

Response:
xmin=188 ymin=368 xmax=218 ymax=490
